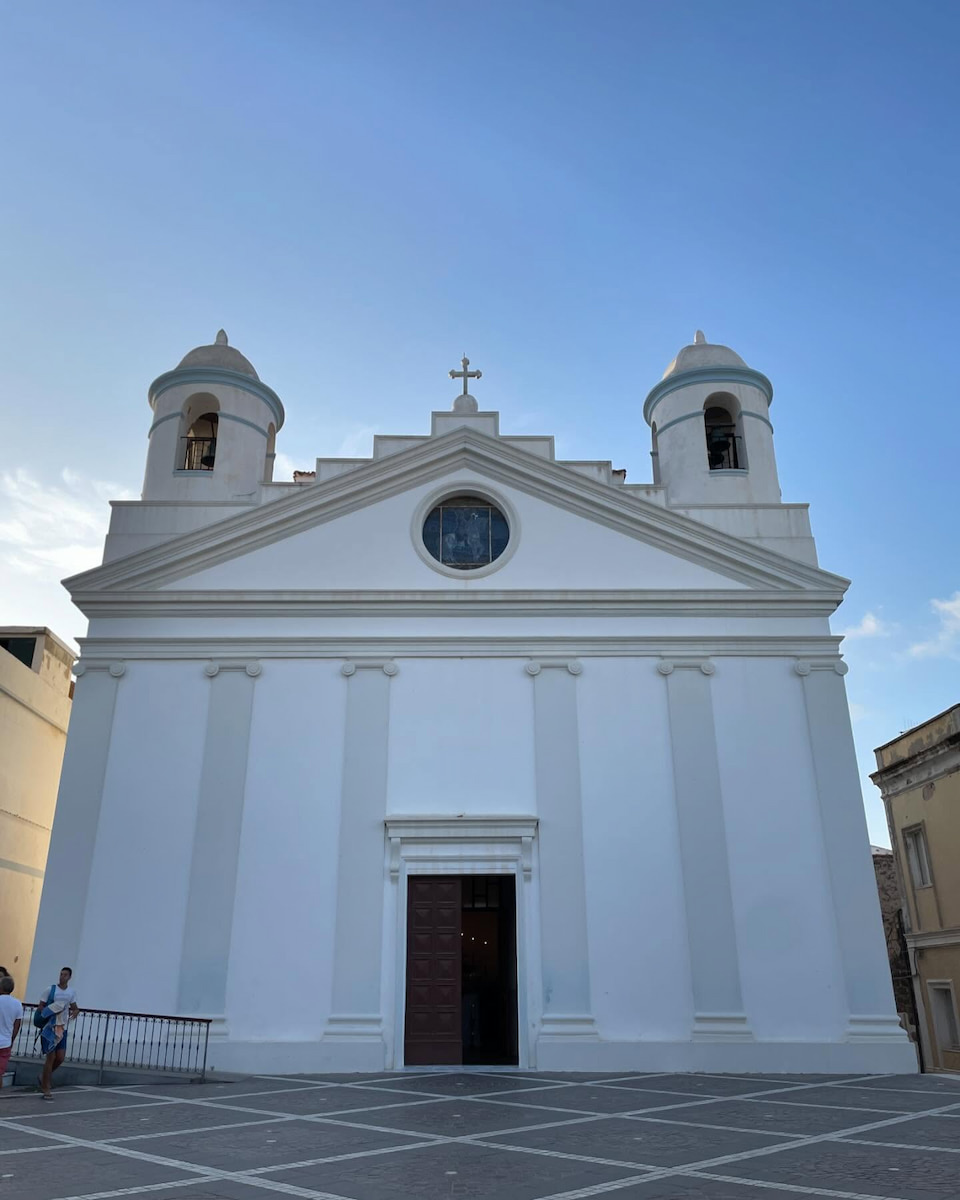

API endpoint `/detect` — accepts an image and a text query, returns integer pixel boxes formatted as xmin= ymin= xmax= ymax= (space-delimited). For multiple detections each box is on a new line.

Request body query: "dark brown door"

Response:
xmin=404 ymin=877 xmax=462 ymax=1065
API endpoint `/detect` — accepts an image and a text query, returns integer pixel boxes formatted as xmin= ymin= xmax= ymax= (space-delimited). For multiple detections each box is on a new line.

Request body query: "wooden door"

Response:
xmin=404 ymin=876 xmax=462 ymax=1065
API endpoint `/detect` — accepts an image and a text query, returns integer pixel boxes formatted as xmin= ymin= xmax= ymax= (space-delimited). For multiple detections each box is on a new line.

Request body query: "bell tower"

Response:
xmin=143 ymin=331 xmax=284 ymax=502
xmin=644 ymin=332 xmax=779 ymax=506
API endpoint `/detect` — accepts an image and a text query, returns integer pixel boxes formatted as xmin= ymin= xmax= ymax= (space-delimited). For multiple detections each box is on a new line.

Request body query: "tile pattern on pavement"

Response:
xmin=0 ymin=1068 xmax=958 ymax=1200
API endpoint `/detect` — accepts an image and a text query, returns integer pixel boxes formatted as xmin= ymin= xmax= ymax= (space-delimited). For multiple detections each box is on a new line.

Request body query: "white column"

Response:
xmin=177 ymin=661 xmax=260 ymax=1023
xmin=795 ymin=658 xmax=908 ymax=1043
xmin=323 ymin=660 xmax=397 ymax=1069
xmin=27 ymin=661 xmax=125 ymax=997
xmin=659 ymin=657 xmax=752 ymax=1040
xmin=527 ymin=659 xmax=597 ymax=1043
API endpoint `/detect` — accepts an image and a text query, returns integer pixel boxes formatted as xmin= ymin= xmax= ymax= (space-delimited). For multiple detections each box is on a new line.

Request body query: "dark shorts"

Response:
xmin=40 ymin=1024 xmax=67 ymax=1056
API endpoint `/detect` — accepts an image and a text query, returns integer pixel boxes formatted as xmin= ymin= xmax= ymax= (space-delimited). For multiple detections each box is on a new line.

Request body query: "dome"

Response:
xmin=661 ymin=330 xmax=747 ymax=381
xmin=175 ymin=330 xmax=259 ymax=380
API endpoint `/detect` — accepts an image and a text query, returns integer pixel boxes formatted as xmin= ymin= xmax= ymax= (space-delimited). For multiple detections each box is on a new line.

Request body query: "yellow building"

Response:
xmin=872 ymin=705 xmax=960 ymax=1073
xmin=0 ymin=628 xmax=75 ymax=989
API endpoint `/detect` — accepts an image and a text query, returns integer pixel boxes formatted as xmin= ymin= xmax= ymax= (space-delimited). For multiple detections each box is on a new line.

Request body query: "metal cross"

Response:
xmin=449 ymin=355 xmax=482 ymax=395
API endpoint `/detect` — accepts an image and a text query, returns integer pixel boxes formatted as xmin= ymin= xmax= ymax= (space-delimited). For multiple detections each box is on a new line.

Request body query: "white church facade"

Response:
xmin=29 ymin=331 xmax=916 ymax=1074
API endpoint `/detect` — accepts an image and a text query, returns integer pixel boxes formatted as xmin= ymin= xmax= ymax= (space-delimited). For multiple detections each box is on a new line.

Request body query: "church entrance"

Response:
xmin=403 ymin=875 xmax=518 ymax=1066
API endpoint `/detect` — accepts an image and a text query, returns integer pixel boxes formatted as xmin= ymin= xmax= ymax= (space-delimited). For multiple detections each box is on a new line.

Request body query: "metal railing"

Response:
xmin=706 ymin=429 xmax=743 ymax=470
xmin=180 ymin=436 xmax=217 ymax=470
xmin=13 ymin=1005 xmax=210 ymax=1081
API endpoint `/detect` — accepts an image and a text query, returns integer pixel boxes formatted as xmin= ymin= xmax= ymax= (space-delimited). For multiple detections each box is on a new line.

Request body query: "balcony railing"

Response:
xmin=180 ymin=436 xmax=217 ymax=471
xmin=12 ymin=1005 xmax=210 ymax=1081
xmin=706 ymin=429 xmax=743 ymax=471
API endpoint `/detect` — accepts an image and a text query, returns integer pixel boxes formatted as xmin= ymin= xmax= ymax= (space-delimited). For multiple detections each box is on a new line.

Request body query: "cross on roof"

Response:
xmin=449 ymin=355 xmax=482 ymax=396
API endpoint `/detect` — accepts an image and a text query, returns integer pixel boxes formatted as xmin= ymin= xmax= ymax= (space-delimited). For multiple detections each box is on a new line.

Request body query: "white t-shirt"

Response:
xmin=44 ymin=986 xmax=77 ymax=1028
xmin=0 ymin=995 xmax=23 ymax=1050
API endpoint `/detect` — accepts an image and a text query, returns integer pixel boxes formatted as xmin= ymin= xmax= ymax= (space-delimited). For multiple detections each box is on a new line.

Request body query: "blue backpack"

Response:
xmin=32 ymin=986 xmax=56 ymax=1030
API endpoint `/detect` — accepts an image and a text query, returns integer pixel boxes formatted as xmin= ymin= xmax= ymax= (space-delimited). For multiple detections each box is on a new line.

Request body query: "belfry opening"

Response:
xmin=404 ymin=875 xmax=518 ymax=1066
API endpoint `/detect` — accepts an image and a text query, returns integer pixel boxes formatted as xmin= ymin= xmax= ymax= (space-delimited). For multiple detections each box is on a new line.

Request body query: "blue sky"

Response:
xmin=2 ymin=0 xmax=957 ymax=844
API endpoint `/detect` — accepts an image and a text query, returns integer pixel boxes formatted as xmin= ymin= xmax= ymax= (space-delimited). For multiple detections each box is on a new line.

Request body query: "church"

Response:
xmin=29 ymin=330 xmax=916 ymax=1075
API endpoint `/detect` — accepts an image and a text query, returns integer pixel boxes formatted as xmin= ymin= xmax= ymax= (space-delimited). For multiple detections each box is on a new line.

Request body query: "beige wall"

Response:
xmin=0 ymin=630 xmax=74 ymax=994
xmin=873 ymin=705 xmax=960 ymax=1073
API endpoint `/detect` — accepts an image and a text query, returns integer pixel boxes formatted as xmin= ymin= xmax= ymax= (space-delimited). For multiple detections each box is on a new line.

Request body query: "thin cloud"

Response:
xmin=909 ymin=592 xmax=960 ymax=660
xmin=271 ymin=425 xmax=379 ymax=482
xmin=335 ymin=426 xmax=378 ymax=459
xmin=0 ymin=468 xmax=136 ymax=645
xmin=839 ymin=611 xmax=892 ymax=639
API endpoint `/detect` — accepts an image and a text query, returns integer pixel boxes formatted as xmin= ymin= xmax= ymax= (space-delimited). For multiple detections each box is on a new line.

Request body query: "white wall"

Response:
xmin=226 ymin=661 xmax=346 ymax=1041
xmin=163 ymin=474 xmax=749 ymax=593
xmin=577 ymin=657 xmax=693 ymax=1039
xmin=48 ymin=642 xmax=915 ymax=1072
xmin=76 ymin=663 xmax=208 ymax=1013
xmin=712 ymin=657 xmax=848 ymax=1040
xmin=386 ymin=659 xmax=536 ymax=816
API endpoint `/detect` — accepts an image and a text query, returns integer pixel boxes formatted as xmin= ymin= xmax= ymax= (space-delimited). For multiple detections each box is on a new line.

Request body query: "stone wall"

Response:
xmin=872 ymin=848 xmax=917 ymax=1024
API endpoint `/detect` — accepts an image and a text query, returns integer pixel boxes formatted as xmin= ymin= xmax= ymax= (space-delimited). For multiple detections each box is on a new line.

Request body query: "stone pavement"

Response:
xmin=1 ymin=1070 xmax=959 ymax=1200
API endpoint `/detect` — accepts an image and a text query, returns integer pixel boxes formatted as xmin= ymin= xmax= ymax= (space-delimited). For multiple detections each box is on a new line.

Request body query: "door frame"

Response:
xmin=384 ymin=816 xmax=539 ymax=1070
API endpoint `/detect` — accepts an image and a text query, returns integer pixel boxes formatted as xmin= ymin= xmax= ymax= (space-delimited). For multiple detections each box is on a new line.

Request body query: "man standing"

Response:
xmin=0 ymin=975 xmax=22 ymax=1080
xmin=38 ymin=967 xmax=78 ymax=1100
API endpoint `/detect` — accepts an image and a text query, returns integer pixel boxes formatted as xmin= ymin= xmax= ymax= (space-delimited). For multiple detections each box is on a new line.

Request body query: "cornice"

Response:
xmin=76 ymin=635 xmax=844 ymax=660
xmin=65 ymin=427 xmax=845 ymax=596
xmin=385 ymin=815 xmax=539 ymax=880
xmin=906 ymin=927 xmax=960 ymax=949
xmin=69 ymin=587 xmax=844 ymax=619
xmin=643 ymin=365 xmax=774 ymax=425
xmin=385 ymin=815 xmax=538 ymax=837
xmin=147 ymin=366 xmax=285 ymax=430
xmin=870 ymin=734 xmax=960 ymax=799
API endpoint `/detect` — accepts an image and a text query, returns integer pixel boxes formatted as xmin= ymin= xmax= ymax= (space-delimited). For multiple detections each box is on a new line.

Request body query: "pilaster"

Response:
xmin=27 ymin=660 xmax=125 ymax=996
xmin=322 ymin=659 xmax=397 ymax=1068
xmin=526 ymin=658 xmax=597 ymax=1043
xmin=177 ymin=660 xmax=260 ymax=1020
xmin=795 ymin=658 xmax=908 ymax=1044
xmin=659 ymin=657 xmax=752 ymax=1041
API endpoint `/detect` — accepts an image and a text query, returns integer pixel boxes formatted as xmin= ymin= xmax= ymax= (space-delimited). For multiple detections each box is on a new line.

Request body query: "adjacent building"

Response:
xmin=0 ymin=628 xmax=75 ymax=987
xmin=873 ymin=706 xmax=960 ymax=1073
xmin=28 ymin=330 xmax=915 ymax=1074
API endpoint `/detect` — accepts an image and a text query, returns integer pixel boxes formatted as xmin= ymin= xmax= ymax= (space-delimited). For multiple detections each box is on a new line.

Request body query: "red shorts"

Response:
xmin=0 ymin=1045 xmax=12 ymax=1076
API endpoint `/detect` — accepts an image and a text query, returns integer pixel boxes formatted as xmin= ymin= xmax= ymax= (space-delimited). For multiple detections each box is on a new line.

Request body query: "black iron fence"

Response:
xmin=707 ymin=429 xmax=744 ymax=470
xmin=13 ymin=1006 xmax=210 ymax=1081
xmin=180 ymin=436 xmax=217 ymax=470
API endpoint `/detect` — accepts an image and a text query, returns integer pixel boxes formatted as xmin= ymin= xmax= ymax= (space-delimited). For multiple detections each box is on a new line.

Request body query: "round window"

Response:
xmin=422 ymin=494 xmax=509 ymax=570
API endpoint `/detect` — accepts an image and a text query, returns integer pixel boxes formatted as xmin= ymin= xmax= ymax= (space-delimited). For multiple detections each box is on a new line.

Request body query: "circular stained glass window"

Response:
xmin=422 ymin=494 xmax=510 ymax=570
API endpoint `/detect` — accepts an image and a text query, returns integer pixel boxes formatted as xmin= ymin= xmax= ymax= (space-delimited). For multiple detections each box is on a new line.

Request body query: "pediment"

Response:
xmin=67 ymin=427 xmax=847 ymax=605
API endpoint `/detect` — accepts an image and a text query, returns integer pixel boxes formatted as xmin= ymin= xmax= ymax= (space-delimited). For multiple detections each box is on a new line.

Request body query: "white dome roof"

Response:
xmin=662 ymin=331 xmax=747 ymax=381
xmin=176 ymin=330 xmax=259 ymax=380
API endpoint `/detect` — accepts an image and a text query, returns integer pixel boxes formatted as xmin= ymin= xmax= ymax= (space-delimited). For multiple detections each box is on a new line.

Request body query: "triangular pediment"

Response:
xmin=66 ymin=427 xmax=847 ymax=606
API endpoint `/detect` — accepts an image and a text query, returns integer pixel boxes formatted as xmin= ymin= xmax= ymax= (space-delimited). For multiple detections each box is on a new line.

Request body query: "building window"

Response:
xmin=903 ymin=825 xmax=932 ymax=888
xmin=181 ymin=412 xmax=219 ymax=471
xmin=928 ymin=982 xmax=960 ymax=1054
xmin=0 ymin=636 xmax=37 ymax=669
xmin=422 ymin=494 xmax=509 ymax=570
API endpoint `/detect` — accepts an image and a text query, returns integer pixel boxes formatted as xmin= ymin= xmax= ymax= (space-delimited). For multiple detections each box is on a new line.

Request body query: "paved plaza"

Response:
xmin=0 ymin=1070 xmax=958 ymax=1200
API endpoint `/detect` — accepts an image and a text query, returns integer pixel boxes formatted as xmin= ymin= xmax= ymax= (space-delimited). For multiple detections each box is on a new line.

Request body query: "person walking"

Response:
xmin=0 ymin=975 xmax=22 ymax=1080
xmin=37 ymin=968 xmax=78 ymax=1100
